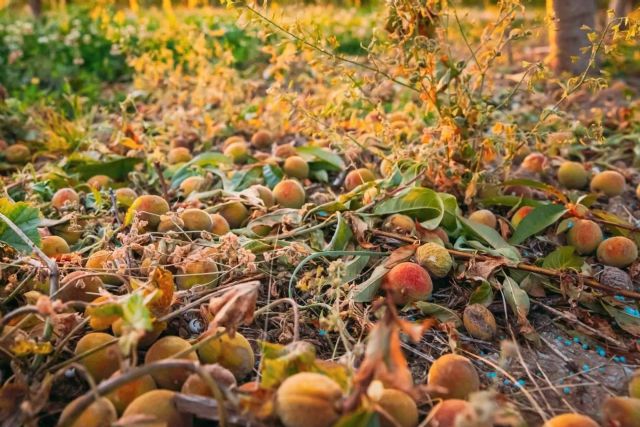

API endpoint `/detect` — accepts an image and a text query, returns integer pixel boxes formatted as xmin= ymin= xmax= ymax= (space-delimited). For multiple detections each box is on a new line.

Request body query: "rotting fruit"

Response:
xmin=468 ymin=209 xmax=496 ymax=229
xmin=557 ymin=161 xmax=588 ymax=189
xmin=125 ymin=195 xmax=170 ymax=230
xmin=218 ymin=201 xmax=249 ymax=229
xmin=275 ymin=372 xmax=343 ymax=427
xmin=59 ymin=396 xmax=117 ymax=427
xmin=376 ymin=388 xmax=418 ymax=427
xmin=344 ymin=168 xmax=375 ymax=191
xmin=181 ymin=364 xmax=237 ymax=398
xmin=41 ymin=235 xmax=70 ymax=258
xmin=597 ymin=236 xmax=638 ymax=268
xmin=144 ymin=336 xmax=199 ymax=390
xmin=382 ymin=214 xmax=415 ymax=235
xmin=590 ymin=170 xmax=626 ymax=197
xmin=196 ymin=329 xmax=255 ymax=380
xmin=251 ymin=129 xmax=273 ymax=149
xmin=415 ymin=242 xmax=453 ymax=278
xmin=542 ymin=413 xmax=599 ymax=427
xmin=273 ymin=179 xmax=306 ymax=209
xmin=382 ymin=262 xmax=432 ymax=305
xmin=566 ymin=219 xmax=603 ymax=255
xmin=427 ymin=353 xmax=480 ymax=400
xmin=106 ymin=371 xmax=156 ymax=415
xmin=283 ymin=155 xmax=309 ymax=179
xmin=4 ymin=143 xmax=30 ymax=164
xmin=51 ymin=188 xmax=80 ymax=210
xmin=74 ymin=332 xmax=120 ymax=383
xmin=175 ymin=259 xmax=219 ymax=290
xmin=179 ymin=208 xmax=213 ymax=232
xmin=122 ymin=389 xmax=193 ymax=427
xmin=463 ymin=304 xmax=497 ymax=341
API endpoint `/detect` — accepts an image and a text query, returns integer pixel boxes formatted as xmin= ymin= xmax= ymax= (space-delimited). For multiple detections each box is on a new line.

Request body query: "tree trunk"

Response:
xmin=29 ymin=0 xmax=42 ymax=16
xmin=547 ymin=0 xmax=597 ymax=74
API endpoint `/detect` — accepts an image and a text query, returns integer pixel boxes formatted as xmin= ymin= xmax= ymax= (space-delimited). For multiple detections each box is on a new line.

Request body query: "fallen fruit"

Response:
xmin=590 ymin=170 xmax=626 ymax=197
xmin=41 ymin=235 xmax=70 ymax=257
xmin=60 ymin=396 xmax=117 ymax=427
xmin=144 ymin=336 xmax=199 ymax=390
xmin=74 ymin=332 xmax=120 ymax=383
xmin=275 ymin=372 xmax=343 ymax=427
xmin=542 ymin=413 xmax=599 ymax=427
xmin=376 ymin=388 xmax=418 ymax=427
xmin=382 ymin=262 xmax=432 ymax=305
xmin=125 ymin=195 xmax=170 ymax=230
xmin=106 ymin=371 xmax=157 ymax=415
xmin=344 ymin=168 xmax=375 ymax=191
xmin=602 ymin=397 xmax=640 ymax=427
xmin=468 ymin=209 xmax=497 ymax=229
xmin=283 ymin=155 xmax=309 ymax=179
xmin=196 ymin=329 xmax=255 ymax=380
xmin=463 ymin=304 xmax=497 ymax=341
xmin=415 ymin=242 xmax=453 ymax=278
xmin=427 ymin=353 xmax=480 ymax=400
xmin=218 ymin=201 xmax=249 ymax=229
xmin=273 ymin=179 xmax=306 ymax=209
xmin=566 ymin=219 xmax=603 ymax=255
xmin=558 ymin=161 xmax=588 ymax=189
xmin=51 ymin=187 xmax=80 ymax=210
xmin=122 ymin=389 xmax=193 ymax=427
xmin=597 ymin=236 xmax=638 ymax=268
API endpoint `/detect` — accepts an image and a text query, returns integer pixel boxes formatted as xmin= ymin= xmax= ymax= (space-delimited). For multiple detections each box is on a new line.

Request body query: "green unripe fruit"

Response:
xmin=590 ymin=170 xmax=626 ymax=196
xmin=283 ymin=156 xmax=309 ymax=179
xmin=415 ymin=242 xmax=452 ymax=278
xmin=114 ymin=188 xmax=137 ymax=209
xmin=558 ymin=161 xmax=588 ymax=189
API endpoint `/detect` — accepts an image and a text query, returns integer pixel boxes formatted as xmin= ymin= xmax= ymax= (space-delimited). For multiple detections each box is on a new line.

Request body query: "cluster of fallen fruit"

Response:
xmin=3 ymin=124 xmax=640 ymax=427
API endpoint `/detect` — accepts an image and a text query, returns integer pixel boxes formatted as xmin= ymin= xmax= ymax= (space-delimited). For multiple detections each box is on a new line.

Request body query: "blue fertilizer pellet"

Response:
xmin=563 ymin=387 xmax=571 ymax=394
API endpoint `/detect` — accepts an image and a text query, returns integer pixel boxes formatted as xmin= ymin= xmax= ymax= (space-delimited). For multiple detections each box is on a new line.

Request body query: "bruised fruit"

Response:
xmin=427 ymin=354 xmax=480 ymax=399
xmin=218 ymin=202 xmax=249 ymax=228
xmin=114 ymin=188 xmax=137 ymax=208
xmin=463 ymin=304 xmax=497 ymax=341
xmin=209 ymin=213 xmax=230 ymax=235
xmin=558 ymin=161 xmax=588 ymax=189
xmin=58 ymin=271 xmax=103 ymax=302
xmin=106 ymin=372 xmax=156 ymax=414
xmin=415 ymin=242 xmax=453 ymax=278
xmin=224 ymin=141 xmax=249 ymax=164
xmin=382 ymin=262 xmax=432 ymax=305
xmin=197 ymin=329 xmax=255 ymax=380
xmin=273 ymin=179 xmax=306 ymax=209
xmin=590 ymin=170 xmax=626 ymax=196
xmin=87 ymin=175 xmax=112 ymax=190
xmin=468 ymin=209 xmax=496 ymax=229
xmin=176 ymin=259 xmax=219 ymax=290
xmin=602 ymin=397 xmax=640 ymax=427
xmin=59 ymin=396 xmax=117 ymax=427
xmin=251 ymin=129 xmax=273 ymax=149
xmin=168 ymin=147 xmax=192 ymax=164
xmin=181 ymin=364 xmax=237 ymax=397
xmin=427 ymin=399 xmax=475 ymax=427
xmin=344 ymin=168 xmax=375 ymax=191
xmin=543 ymin=413 xmax=599 ymax=427
xmin=377 ymin=388 xmax=418 ymax=427
xmin=276 ymin=372 xmax=342 ymax=427
xmin=74 ymin=332 xmax=119 ymax=383
xmin=629 ymin=369 xmax=640 ymax=398
xmin=51 ymin=188 xmax=80 ymax=210
xmin=566 ymin=219 xmax=603 ymax=255
xmin=125 ymin=195 xmax=170 ymax=230
xmin=382 ymin=214 xmax=415 ymax=235
xmin=520 ymin=152 xmax=547 ymax=174
xmin=179 ymin=176 xmax=206 ymax=196
xmin=122 ymin=389 xmax=193 ymax=427
xmin=86 ymin=250 xmax=121 ymax=285
xmin=597 ymin=236 xmax=638 ymax=268
xmin=41 ymin=235 xmax=70 ymax=258
xmin=249 ymin=184 xmax=274 ymax=207
xmin=283 ymin=156 xmax=309 ymax=179
xmin=145 ymin=336 xmax=199 ymax=390
xmin=511 ymin=205 xmax=534 ymax=228
xmin=5 ymin=143 xmax=30 ymax=164
xmin=179 ymin=208 xmax=213 ymax=232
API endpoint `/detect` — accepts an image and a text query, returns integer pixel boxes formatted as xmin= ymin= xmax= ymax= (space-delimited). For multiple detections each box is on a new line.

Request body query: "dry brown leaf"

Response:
xmin=208 ymin=282 xmax=259 ymax=336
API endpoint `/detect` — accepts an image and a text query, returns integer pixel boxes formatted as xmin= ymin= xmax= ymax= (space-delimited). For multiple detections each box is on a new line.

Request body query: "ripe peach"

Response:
xmin=114 ymin=188 xmax=137 ymax=209
xmin=590 ymin=170 xmax=626 ymax=197
xmin=566 ymin=219 xmax=603 ymax=255
xmin=251 ymin=129 xmax=274 ymax=149
xmin=144 ymin=336 xmax=198 ymax=390
xmin=382 ymin=214 xmax=415 ymax=235
xmin=382 ymin=262 xmax=432 ymax=305
xmin=181 ymin=364 xmax=237 ymax=398
xmin=468 ymin=209 xmax=497 ymax=229
xmin=274 ymin=144 xmax=297 ymax=159
xmin=87 ymin=175 xmax=112 ymax=190
xmin=426 ymin=399 xmax=475 ymax=427
xmin=629 ymin=369 xmax=640 ymax=398
xmin=4 ymin=143 xmax=30 ymax=164
xmin=218 ymin=201 xmax=249 ymax=228
xmin=122 ymin=390 xmax=193 ymax=427
xmin=86 ymin=250 xmax=121 ymax=285
xmin=602 ymin=397 xmax=640 ymax=427
xmin=74 ymin=332 xmax=120 ymax=383
xmin=179 ymin=176 xmax=206 ymax=196
xmin=209 ymin=213 xmax=230 ymax=236
xmin=543 ymin=413 xmax=599 ymax=427
xmin=283 ymin=156 xmax=309 ymax=179
xmin=58 ymin=271 xmax=103 ymax=303
xmin=427 ymin=354 xmax=480 ymax=399
xmin=558 ymin=161 xmax=588 ymax=189
xmin=520 ymin=152 xmax=547 ymax=174
xmin=112 ymin=319 xmax=165 ymax=349
xmin=197 ymin=330 xmax=255 ymax=380
xmin=168 ymin=147 xmax=192 ymax=165
xmin=41 ymin=235 xmax=70 ymax=258
xmin=511 ymin=206 xmax=534 ymax=228
xmin=125 ymin=195 xmax=170 ymax=230
xmin=344 ymin=168 xmax=375 ymax=191
xmin=275 ymin=372 xmax=343 ymax=427
xmin=106 ymin=371 xmax=156 ymax=415
xmin=463 ymin=304 xmax=497 ymax=341
xmin=273 ymin=179 xmax=306 ymax=209
xmin=179 ymin=208 xmax=213 ymax=232
xmin=597 ymin=236 xmax=638 ymax=268
xmin=377 ymin=388 xmax=418 ymax=427
xmin=175 ymin=259 xmax=219 ymax=290
xmin=59 ymin=396 xmax=117 ymax=427
xmin=250 ymin=184 xmax=275 ymax=207
xmin=224 ymin=141 xmax=249 ymax=164
xmin=51 ymin=188 xmax=80 ymax=210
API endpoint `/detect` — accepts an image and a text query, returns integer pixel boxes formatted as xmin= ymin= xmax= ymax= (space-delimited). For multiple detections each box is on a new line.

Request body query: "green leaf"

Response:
xmin=263 ymin=164 xmax=283 ymax=189
xmin=542 ymin=246 xmax=584 ymax=270
xmin=373 ymin=187 xmax=444 ymax=230
xmin=343 ymin=255 xmax=371 ymax=283
xmin=122 ymin=293 xmax=153 ymax=333
xmin=601 ymin=303 xmax=640 ymax=337
xmin=457 ymin=215 xmax=519 ymax=254
xmin=438 ymin=192 xmax=460 ymax=232
xmin=414 ymin=301 xmax=462 ymax=327
xmin=480 ymin=196 xmax=544 ymax=208
xmin=0 ymin=199 xmax=42 ymax=253
xmin=469 ymin=281 xmax=494 ymax=306
xmin=509 ymin=204 xmax=568 ymax=245
xmin=170 ymin=152 xmax=231 ymax=188
xmin=296 ymin=146 xmax=345 ymax=171
xmin=67 ymin=156 xmax=142 ymax=181
xmin=504 ymin=178 xmax=567 ymax=202
xmin=502 ymin=276 xmax=530 ymax=319
xmin=325 ymin=212 xmax=353 ymax=251
xmin=230 ymin=166 xmax=263 ymax=191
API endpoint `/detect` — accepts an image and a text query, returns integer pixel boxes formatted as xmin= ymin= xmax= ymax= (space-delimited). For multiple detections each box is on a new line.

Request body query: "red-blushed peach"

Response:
xmin=597 ymin=236 xmax=638 ymax=268
xmin=273 ymin=179 xmax=306 ymax=209
xmin=468 ymin=209 xmax=497 ymax=229
xmin=344 ymin=168 xmax=375 ymax=191
xmin=426 ymin=399 xmax=475 ymax=427
xmin=566 ymin=219 xmax=603 ymax=255
xmin=144 ymin=336 xmax=198 ymax=390
xmin=558 ymin=161 xmax=588 ymax=189
xmin=520 ymin=152 xmax=547 ymax=174
xmin=87 ymin=175 xmax=112 ymax=190
xmin=125 ymin=195 xmax=170 ymax=230
xmin=51 ymin=188 xmax=80 ymax=210
xmin=542 ymin=413 xmax=599 ymax=427
xmin=427 ymin=354 xmax=480 ymax=400
xmin=382 ymin=262 xmax=432 ymax=305
xmin=590 ymin=170 xmax=626 ymax=196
